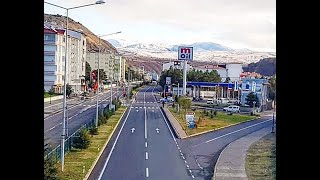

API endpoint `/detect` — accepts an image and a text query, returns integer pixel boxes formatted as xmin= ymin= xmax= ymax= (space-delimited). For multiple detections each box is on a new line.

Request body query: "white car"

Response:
xmin=223 ymin=105 xmax=240 ymax=113
xmin=207 ymin=99 xmax=214 ymax=104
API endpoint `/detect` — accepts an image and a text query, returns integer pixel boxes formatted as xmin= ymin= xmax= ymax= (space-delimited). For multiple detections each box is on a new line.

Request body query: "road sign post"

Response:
xmin=178 ymin=47 xmax=193 ymax=96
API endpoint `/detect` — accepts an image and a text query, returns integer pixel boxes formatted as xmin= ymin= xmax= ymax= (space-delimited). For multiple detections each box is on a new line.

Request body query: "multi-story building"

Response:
xmin=67 ymin=29 xmax=86 ymax=93
xmin=86 ymin=51 xmax=116 ymax=81
xmin=114 ymin=55 xmax=126 ymax=83
xmin=44 ymin=22 xmax=86 ymax=94
xmin=44 ymin=23 xmax=66 ymax=93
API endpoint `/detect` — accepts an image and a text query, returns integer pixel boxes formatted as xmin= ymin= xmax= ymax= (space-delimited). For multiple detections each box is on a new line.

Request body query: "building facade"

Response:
xmin=240 ymin=78 xmax=270 ymax=112
xmin=66 ymin=29 xmax=86 ymax=93
xmin=44 ymin=23 xmax=87 ymax=94
xmin=114 ymin=55 xmax=126 ymax=83
xmin=44 ymin=24 xmax=66 ymax=93
xmin=86 ymin=52 xmax=120 ymax=82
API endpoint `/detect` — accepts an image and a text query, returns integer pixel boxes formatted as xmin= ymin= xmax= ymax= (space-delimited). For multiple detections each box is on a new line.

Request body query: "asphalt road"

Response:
xmin=88 ymin=85 xmax=276 ymax=180
xmin=90 ymin=86 xmax=192 ymax=180
xmin=177 ymin=116 xmax=274 ymax=180
xmin=44 ymin=88 xmax=124 ymax=147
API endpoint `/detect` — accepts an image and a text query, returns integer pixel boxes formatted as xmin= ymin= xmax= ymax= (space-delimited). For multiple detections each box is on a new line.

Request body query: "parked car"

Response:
xmin=207 ymin=99 xmax=214 ymax=104
xmin=223 ymin=105 xmax=240 ymax=113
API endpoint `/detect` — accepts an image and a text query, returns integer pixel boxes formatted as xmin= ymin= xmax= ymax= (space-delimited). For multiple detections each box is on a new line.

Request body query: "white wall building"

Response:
xmin=114 ymin=55 xmax=126 ymax=83
xmin=193 ymin=63 xmax=243 ymax=82
xmin=66 ymin=29 xmax=86 ymax=93
xmin=44 ymin=24 xmax=66 ymax=93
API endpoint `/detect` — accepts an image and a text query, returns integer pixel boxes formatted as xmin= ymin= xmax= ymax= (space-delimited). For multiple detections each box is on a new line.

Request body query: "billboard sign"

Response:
xmin=178 ymin=46 xmax=193 ymax=61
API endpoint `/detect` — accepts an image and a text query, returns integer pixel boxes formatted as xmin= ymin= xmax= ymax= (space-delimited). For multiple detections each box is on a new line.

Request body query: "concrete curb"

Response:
xmin=163 ymin=107 xmax=261 ymax=139
xmin=160 ymin=107 xmax=185 ymax=139
xmin=83 ymin=106 xmax=128 ymax=180
xmin=185 ymin=116 xmax=261 ymax=139
xmin=212 ymin=141 xmax=233 ymax=180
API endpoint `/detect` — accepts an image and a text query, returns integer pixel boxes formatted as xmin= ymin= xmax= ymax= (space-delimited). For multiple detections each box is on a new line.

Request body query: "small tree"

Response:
xmin=178 ymin=96 xmax=192 ymax=120
xmin=66 ymin=84 xmax=73 ymax=98
xmin=245 ymin=92 xmax=260 ymax=108
xmin=44 ymin=144 xmax=59 ymax=180
xmin=72 ymin=128 xmax=91 ymax=150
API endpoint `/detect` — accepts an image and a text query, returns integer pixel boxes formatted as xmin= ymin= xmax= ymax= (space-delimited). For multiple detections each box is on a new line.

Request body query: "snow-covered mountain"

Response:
xmin=107 ymin=39 xmax=276 ymax=64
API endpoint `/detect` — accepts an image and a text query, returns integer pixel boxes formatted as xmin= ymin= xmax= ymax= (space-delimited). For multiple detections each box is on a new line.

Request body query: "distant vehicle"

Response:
xmin=207 ymin=99 xmax=214 ymax=104
xmin=223 ymin=105 xmax=240 ymax=113
xmin=159 ymin=97 xmax=174 ymax=103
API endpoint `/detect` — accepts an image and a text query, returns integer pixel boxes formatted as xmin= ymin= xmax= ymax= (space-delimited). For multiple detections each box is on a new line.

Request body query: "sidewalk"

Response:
xmin=213 ymin=126 xmax=273 ymax=180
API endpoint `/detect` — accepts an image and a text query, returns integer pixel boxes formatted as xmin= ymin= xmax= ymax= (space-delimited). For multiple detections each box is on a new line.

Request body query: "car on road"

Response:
xmin=207 ymin=99 xmax=214 ymax=104
xmin=159 ymin=97 xmax=174 ymax=103
xmin=223 ymin=105 xmax=240 ymax=113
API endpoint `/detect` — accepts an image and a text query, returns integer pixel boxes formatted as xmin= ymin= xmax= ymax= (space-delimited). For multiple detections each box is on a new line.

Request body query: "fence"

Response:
xmin=44 ymin=118 xmax=96 ymax=163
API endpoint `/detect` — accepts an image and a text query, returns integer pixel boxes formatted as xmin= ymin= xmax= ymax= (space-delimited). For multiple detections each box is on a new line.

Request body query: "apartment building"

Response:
xmin=86 ymin=51 xmax=115 ymax=81
xmin=44 ymin=22 xmax=86 ymax=94
xmin=44 ymin=23 xmax=66 ymax=93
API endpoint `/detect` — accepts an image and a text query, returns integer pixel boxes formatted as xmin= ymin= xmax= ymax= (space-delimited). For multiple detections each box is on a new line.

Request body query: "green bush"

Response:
xmin=98 ymin=115 xmax=107 ymax=125
xmin=89 ymin=126 xmax=99 ymax=135
xmin=72 ymin=128 xmax=91 ymax=150
xmin=44 ymin=146 xmax=60 ymax=180
xmin=206 ymin=111 xmax=209 ymax=116
xmin=210 ymin=114 xmax=214 ymax=118
xmin=214 ymin=110 xmax=217 ymax=115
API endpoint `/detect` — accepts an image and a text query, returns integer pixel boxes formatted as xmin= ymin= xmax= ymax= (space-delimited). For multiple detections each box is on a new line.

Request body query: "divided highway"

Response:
xmin=90 ymin=86 xmax=191 ymax=180
xmin=88 ymin=85 xmax=275 ymax=180
xmin=44 ymin=88 xmax=123 ymax=147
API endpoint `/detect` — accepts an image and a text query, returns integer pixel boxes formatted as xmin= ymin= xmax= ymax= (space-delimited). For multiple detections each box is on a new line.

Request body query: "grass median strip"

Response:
xmin=57 ymin=107 xmax=127 ymax=180
xmin=245 ymin=133 xmax=276 ymax=180
xmin=168 ymin=107 xmax=254 ymax=136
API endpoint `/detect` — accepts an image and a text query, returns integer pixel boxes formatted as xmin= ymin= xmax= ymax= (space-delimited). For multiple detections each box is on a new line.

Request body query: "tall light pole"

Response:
xmin=44 ymin=0 xmax=105 ymax=172
xmin=95 ymin=31 xmax=122 ymax=127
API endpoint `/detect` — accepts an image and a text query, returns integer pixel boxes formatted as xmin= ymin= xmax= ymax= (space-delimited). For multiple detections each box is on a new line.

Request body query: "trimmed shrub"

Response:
xmin=72 ymin=128 xmax=91 ymax=150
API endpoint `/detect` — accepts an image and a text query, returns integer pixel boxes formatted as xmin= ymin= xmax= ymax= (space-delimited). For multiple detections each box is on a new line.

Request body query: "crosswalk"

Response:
xmin=133 ymin=102 xmax=158 ymax=104
xmin=130 ymin=106 xmax=159 ymax=109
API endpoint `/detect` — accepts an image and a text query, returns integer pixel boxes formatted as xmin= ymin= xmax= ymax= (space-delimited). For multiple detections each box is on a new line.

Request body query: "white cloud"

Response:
xmin=44 ymin=0 xmax=276 ymax=51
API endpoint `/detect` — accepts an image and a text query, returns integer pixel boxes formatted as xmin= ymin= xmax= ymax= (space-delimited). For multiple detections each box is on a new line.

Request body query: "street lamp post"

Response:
xmin=95 ymin=31 xmax=121 ymax=127
xmin=44 ymin=0 xmax=105 ymax=172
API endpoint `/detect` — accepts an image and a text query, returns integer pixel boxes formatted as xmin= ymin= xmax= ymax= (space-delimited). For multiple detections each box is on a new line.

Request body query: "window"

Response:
xmin=44 ymin=55 xmax=54 ymax=62
xmin=44 ymin=34 xmax=55 ymax=42
xmin=44 ymin=45 xmax=57 ymax=52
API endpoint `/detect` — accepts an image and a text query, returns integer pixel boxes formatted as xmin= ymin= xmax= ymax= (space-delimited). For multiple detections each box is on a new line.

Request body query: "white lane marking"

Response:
xmin=146 ymin=168 xmax=149 ymax=177
xmin=193 ymin=119 xmax=272 ymax=147
xmin=44 ymin=122 xmax=62 ymax=133
xmin=186 ymin=165 xmax=189 ymax=168
xmin=145 ymin=152 xmax=148 ymax=160
xmin=192 ymin=175 xmax=195 ymax=178
xmin=140 ymin=107 xmax=142 ymax=109
xmin=97 ymin=107 xmax=133 ymax=180
xmin=184 ymin=160 xmax=187 ymax=164
xmin=189 ymin=170 xmax=192 ymax=173
xmin=145 ymin=105 xmax=147 ymax=139
xmin=44 ymin=92 xmax=117 ymax=121
xmin=145 ymin=142 xmax=148 ymax=148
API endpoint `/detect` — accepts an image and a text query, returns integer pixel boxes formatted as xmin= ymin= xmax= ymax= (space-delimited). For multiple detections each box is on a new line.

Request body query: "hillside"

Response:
xmin=242 ymin=58 xmax=276 ymax=76
xmin=44 ymin=14 xmax=118 ymax=53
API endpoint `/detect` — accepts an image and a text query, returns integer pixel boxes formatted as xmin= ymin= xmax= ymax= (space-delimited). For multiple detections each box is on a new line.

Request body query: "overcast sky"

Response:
xmin=44 ymin=0 xmax=276 ymax=52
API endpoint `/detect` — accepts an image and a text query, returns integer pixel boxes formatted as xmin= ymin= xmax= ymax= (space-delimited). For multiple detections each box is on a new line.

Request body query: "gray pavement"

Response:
xmin=213 ymin=126 xmax=275 ymax=180
xmin=89 ymin=86 xmax=192 ymax=180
